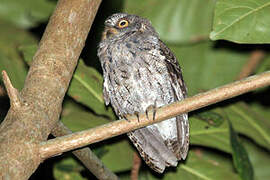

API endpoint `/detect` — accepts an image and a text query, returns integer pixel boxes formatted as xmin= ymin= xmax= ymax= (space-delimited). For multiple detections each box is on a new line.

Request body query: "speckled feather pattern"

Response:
xmin=98 ymin=13 xmax=189 ymax=173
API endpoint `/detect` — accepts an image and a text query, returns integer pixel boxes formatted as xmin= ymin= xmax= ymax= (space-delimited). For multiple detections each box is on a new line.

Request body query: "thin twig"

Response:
xmin=2 ymin=71 xmax=21 ymax=108
xmin=39 ymin=71 xmax=270 ymax=158
xmin=237 ymin=50 xmax=265 ymax=80
xmin=51 ymin=122 xmax=118 ymax=180
xmin=130 ymin=152 xmax=141 ymax=180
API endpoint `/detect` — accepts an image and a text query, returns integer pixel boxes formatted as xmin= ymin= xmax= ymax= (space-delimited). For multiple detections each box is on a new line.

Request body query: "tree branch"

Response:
xmin=51 ymin=122 xmax=118 ymax=180
xmin=0 ymin=0 xmax=102 ymax=179
xmin=39 ymin=71 xmax=270 ymax=158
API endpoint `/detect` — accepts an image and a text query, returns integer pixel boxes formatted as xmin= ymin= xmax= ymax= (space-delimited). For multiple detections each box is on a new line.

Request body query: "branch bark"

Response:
xmin=39 ymin=71 xmax=270 ymax=158
xmin=0 ymin=0 xmax=101 ymax=179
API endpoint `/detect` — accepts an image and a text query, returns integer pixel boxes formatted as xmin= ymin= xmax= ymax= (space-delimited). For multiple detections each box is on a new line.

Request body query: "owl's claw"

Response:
xmin=146 ymin=105 xmax=157 ymax=121
xmin=123 ymin=114 xmax=132 ymax=122
xmin=134 ymin=111 xmax=140 ymax=122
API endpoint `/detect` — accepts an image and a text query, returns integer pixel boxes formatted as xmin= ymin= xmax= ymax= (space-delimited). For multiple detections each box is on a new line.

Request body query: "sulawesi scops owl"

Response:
xmin=98 ymin=13 xmax=189 ymax=173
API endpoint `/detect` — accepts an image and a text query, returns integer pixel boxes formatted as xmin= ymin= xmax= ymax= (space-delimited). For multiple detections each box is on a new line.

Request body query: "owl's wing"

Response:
xmin=158 ymin=39 xmax=189 ymax=160
xmin=158 ymin=40 xmax=187 ymax=98
xmin=103 ymin=85 xmax=110 ymax=106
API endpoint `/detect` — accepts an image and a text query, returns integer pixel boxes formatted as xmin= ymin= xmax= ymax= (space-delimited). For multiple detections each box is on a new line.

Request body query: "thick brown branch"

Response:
xmin=39 ymin=71 xmax=270 ymax=158
xmin=52 ymin=122 xmax=118 ymax=180
xmin=0 ymin=0 xmax=101 ymax=179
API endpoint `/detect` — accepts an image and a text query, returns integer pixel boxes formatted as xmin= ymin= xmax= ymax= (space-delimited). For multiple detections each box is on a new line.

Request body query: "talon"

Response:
xmin=152 ymin=108 xmax=156 ymax=121
xmin=145 ymin=104 xmax=157 ymax=121
xmin=134 ymin=112 xmax=140 ymax=122
xmin=146 ymin=109 xmax=149 ymax=120
xmin=123 ymin=114 xmax=131 ymax=122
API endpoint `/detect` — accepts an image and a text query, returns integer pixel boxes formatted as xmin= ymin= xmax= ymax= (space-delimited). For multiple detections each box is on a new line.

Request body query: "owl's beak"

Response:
xmin=102 ymin=27 xmax=119 ymax=40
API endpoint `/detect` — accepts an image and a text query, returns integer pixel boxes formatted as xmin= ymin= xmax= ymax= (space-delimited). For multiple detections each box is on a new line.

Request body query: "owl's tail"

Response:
xmin=173 ymin=114 xmax=189 ymax=160
xmin=127 ymin=114 xmax=189 ymax=173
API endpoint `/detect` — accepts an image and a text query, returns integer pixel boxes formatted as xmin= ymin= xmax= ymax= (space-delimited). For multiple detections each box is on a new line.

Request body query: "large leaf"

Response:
xmin=68 ymin=60 xmax=115 ymax=119
xmin=0 ymin=23 xmax=36 ymax=89
xmin=225 ymin=103 xmax=270 ymax=150
xmin=242 ymin=138 xmax=270 ymax=180
xmin=123 ymin=0 xmax=215 ymax=43
xmin=190 ymin=102 xmax=270 ymax=153
xmin=210 ymin=0 xmax=270 ymax=43
xmin=0 ymin=0 xmax=55 ymax=28
xmin=143 ymin=148 xmax=240 ymax=180
xmin=190 ymin=112 xmax=231 ymax=153
xmin=190 ymin=101 xmax=270 ymax=153
xmin=229 ymin=122 xmax=253 ymax=180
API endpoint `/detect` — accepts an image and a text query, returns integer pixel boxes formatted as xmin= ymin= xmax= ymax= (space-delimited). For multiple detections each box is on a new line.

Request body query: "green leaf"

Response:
xmin=195 ymin=111 xmax=224 ymax=127
xmin=190 ymin=101 xmax=270 ymax=153
xmin=210 ymin=0 xmax=270 ymax=43
xmin=68 ymin=60 xmax=115 ymax=119
xmin=61 ymin=100 xmax=110 ymax=132
xmin=225 ymin=103 xmax=270 ymax=150
xmin=0 ymin=23 xmax=36 ymax=89
xmin=123 ymin=0 xmax=215 ymax=43
xmin=242 ymin=138 xmax=270 ymax=180
xmin=190 ymin=113 xmax=231 ymax=153
xmin=190 ymin=99 xmax=270 ymax=154
xmin=0 ymin=0 xmax=55 ymax=28
xmin=143 ymin=148 xmax=240 ymax=180
xmin=100 ymin=139 xmax=133 ymax=172
xmin=229 ymin=122 xmax=254 ymax=180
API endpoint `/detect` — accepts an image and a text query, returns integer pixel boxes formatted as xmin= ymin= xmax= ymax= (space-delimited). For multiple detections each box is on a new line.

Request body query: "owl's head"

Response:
xmin=102 ymin=13 xmax=157 ymax=40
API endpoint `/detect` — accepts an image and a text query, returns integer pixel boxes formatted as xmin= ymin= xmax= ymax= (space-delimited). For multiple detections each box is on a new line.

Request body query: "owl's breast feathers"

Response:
xmin=98 ymin=32 xmax=189 ymax=173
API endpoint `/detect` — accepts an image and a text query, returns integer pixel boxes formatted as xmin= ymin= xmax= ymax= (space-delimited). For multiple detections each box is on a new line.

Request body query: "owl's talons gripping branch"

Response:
xmin=2 ymin=71 xmax=22 ymax=109
xmin=145 ymin=105 xmax=157 ymax=121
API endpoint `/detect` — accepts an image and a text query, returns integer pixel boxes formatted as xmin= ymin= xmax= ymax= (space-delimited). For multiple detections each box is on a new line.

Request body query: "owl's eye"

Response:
xmin=118 ymin=19 xmax=129 ymax=28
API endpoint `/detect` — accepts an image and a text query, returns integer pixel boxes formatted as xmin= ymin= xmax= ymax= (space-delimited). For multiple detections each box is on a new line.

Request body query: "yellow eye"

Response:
xmin=118 ymin=19 xmax=129 ymax=28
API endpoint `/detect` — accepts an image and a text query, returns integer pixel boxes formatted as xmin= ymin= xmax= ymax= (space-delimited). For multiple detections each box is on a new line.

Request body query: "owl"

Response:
xmin=98 ymin=13 xmax=189 ymax=173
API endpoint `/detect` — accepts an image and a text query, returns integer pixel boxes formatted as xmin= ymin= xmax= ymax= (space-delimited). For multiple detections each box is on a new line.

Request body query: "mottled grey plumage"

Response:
xmin=98 ymin=13 xmax=189 ymax=173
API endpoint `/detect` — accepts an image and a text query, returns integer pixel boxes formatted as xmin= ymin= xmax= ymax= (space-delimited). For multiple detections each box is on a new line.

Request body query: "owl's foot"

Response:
xmin=145 ymin=105 xmax=157 ymax=121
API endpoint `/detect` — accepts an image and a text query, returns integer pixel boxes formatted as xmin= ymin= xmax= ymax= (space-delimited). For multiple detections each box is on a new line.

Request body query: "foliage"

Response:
xmin=0 ymin=0 xmax=270 ymax=179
